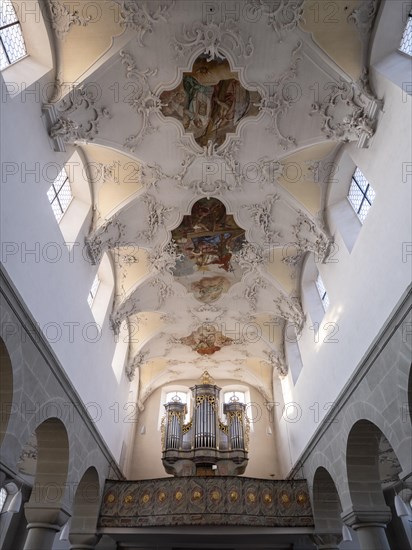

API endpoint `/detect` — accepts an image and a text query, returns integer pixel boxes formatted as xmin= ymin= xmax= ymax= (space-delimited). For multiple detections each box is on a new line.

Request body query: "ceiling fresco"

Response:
xmin=178 ymin=324 xmax=235 ymax=356
xmin=160 ymin=56 xmax=261 ymax=147
xmin=171 ymin=198 xmax=246 ymax=302
xmin=42 ymin=0 xmax=382 ymax=408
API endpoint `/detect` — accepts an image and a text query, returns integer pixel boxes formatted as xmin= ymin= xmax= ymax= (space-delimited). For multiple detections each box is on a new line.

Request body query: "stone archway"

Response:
xmin=343 ymin=419 xmax=405 ymax=550
xmin=69 ymin=466 xmax=101 ymax=550
xmin=312 ymin=466 xmax=344 ymax=549
xmin=23 ymin=418 xmax=70 ymax=550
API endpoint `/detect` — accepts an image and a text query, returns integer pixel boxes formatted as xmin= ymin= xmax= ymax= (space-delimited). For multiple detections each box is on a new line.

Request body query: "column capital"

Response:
xmin=24 ymin=503 xmax=70 ymax=527
xmin=341 ymin=506 xmax=392 ymax=528
xmin=311 ymin=533 xmax=342 ymax=549
xmin=69 ymin=533 xmax=100 ymax=549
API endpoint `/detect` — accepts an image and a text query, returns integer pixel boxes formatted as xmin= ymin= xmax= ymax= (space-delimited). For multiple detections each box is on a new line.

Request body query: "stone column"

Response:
xmin=23 ymin=505 xmax=70 ymax=550
xmin=69 ymin=533 xmax=100 ymax=550
xmin=311 ymin=533 xmax=341 ymax=549
xmin=341 ymin=508 xmax=392 ymax=550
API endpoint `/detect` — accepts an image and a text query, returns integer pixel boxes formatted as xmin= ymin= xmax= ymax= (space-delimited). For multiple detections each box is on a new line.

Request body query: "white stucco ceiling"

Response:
xmin=44 ymin=0 xmax=381 ymax=406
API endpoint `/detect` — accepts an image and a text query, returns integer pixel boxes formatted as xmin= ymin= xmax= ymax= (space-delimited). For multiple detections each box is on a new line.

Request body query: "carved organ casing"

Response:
xmin=161 ymin=373 xmax=249 ymax=476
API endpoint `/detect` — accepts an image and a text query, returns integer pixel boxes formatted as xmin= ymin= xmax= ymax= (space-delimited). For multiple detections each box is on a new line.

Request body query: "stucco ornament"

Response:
xmin=172 ymin=20 xmax=253 ymax=61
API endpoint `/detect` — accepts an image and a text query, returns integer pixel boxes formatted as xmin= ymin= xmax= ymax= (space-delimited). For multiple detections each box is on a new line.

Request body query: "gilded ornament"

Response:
xmin=106 ymin=493 xmax=115 ymax=504
xmin=263 ymin=493 xmax=272 ymax=503
xmin=142 ymin=493 xmax=150 ymax=503
xmin=124 ymin=494 xmax=133 ymax=504
xmin=211 ymin=490 xmax=221 ymax=501
xmin=247 ymin=492 xmax=256 ymax=503
xmin=201 ymin=370 xmax=213 ymax=384
xmin=192 ymin=490 xmax=202 ymax=500
xmin=158 ymin=491 xmax=166 ymax=502
xmin=229 ymin=490 xmax=238 ymax=502
xmin=175 ymin=490 xmax=183 ymax=501
xmin=280 ymin=492 xmax=290 ymax=504
xmin=297 ymin=492 xmax=307 ymax=504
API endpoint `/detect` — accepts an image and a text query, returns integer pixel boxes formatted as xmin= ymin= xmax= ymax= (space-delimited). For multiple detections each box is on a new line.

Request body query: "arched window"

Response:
xmin=301 ymin=254 xmax=329 ymax=334
xmin=221 ymin=385 xmax=253 ymax=430
xmin=46 ymin=152 xmax=92 ymax=246
xmin=87 ymin=273 xmax=101 ymax=308
xmin=0 ymin=0 xmax=26 ymax=70
xmin=88 ymin=252 xmax=115 ymax=329
xmin=284 ymin=324 xmax=304 ymax=385
xmin=165 ymin=391 xmax=188 ymax=405
xmin=369 ymin=1 xmax=412 ymax=96
xmin=223 ymin=390 xmax=246 ymax=404
xmin=399 ymin=10 xmax=412 ymax=56
xmin=158 ymin=386 xmax=191 ymax=428
xmin=111 ymin=319 xmax=129 ymax=382
xmin=315 ymin=273 xmax=329 ymax=312
xmin=327 ymin=152 xmax=376 ymax=253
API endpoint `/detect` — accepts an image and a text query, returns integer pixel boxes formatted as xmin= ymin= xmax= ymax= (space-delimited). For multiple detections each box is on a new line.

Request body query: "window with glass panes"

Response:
xmin=316 ymin=274 xmax=329 ymax=311
xmin=347 ymin=167 xmax=375 ymax=223
xmin=164 ymin=391 xmax=190 ymax=422
xmin=87 ymin=274 xmax=101 ymax=307
xmin=223 ymin=391 xmax=246 ymax=404
xmin=399 ymin=10 xmax=412 ymax=56
xmin=0 ymin=0 xmax=26 ymax=70
xmin=165 ymin=391 xmax=187 ymax=404
xmin=47 ymin=168 xmax=73 ymax=222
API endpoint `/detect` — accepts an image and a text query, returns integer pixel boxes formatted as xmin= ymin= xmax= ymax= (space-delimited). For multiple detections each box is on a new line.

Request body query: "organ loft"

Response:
xmin=161 ymin=372 xmax=249 ymax=476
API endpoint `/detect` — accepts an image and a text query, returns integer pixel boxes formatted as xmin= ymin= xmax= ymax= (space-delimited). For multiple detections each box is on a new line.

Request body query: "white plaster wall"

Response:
xmin=274 ymin=54 xmax=412 ymax=472
xmin=0 ymin=72 xmax=132 ymax=461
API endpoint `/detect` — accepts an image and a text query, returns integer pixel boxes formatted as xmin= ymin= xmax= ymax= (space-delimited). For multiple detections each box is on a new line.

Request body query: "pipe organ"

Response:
xmin=161 ymin=372 xmax=249 ymax=476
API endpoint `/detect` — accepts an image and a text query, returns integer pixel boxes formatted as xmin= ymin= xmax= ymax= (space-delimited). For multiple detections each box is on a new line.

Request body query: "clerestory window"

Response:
xmin=87 ymin=274 xmax=101 ymax=307
xmin=399 ymin=10 xmax=412 ymax=56
xmin=347 ymin=167 xmax=376 ymax=224
xmin=0 ymin=0 xmax=26 ymax=70
xmin=223 ymin=391 xmax=246 ymax=404
xmin=159 ymin=389 xmax=191 ymax=426
xmin=47 ymin=167 xmax=73 ymax=223
xmin=316 ymin=273 xmax=329 ymax=311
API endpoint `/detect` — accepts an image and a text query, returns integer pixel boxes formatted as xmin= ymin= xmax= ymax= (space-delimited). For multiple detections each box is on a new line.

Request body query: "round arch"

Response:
xmin=312 ymin=466 xmax=343 ymax=536
xmin=341 ymin=401 xmax=410 ymax=479
xmin=25 ymin=417 xmax=69 ymax=512
xmin=346 ymin=419 xmax=401 ymax=510
xmin=69 ymin=466 xmax=101 ymax=545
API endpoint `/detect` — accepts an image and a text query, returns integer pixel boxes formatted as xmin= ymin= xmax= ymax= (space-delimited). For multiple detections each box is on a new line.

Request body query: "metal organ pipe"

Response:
xmin=193 ymin=395 xmax=218 ymax=449
xmin=162 ymin=374 xmax=249 ymax=477
xmin=164 ymin=402 xmax=185 ymax=450
xmin=225 ymin=404 xmax=246 ymax=450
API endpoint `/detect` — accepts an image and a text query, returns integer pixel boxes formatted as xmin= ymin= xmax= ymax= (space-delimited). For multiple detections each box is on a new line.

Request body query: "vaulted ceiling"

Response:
xmin=42 ymin=0 xmax=381 ymax=407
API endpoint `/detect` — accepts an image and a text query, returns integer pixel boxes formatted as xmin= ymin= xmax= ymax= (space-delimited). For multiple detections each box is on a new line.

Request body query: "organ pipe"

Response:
xmin=161 ymin=372 xmax=249 ymax=477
